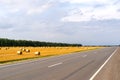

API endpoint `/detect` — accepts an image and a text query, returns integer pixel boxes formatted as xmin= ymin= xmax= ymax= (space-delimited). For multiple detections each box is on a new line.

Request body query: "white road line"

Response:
xmin=0 ymin=48 xmax=101 ymax=69
xmin=89 ymin=48 xmax=118 ymax=80
xmin=0 ymin=51 xmax=79 ymax=68
xmin=0 ymin=55 xmax=65 ymax=69
xmin=0 ymin=58 xmax=53 ymax=69
xmin=94 ymin=52 xmax=97 ymax=53
xmin=48 ymin=62 xmax=63 ymax=68
xmin=82 ymin=55 xmax=87 ymax=57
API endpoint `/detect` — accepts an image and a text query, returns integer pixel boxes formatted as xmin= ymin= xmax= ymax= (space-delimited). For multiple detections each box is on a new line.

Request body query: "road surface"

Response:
xmin=0 ymin=47 xmax=117 ymax=80
xmin=94 ymin=47 xmax=120 ymax=80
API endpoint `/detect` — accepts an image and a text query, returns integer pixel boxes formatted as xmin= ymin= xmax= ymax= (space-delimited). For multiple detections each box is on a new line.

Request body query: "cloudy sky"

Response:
xmin=0 ymin=0 xmax=120 ymax=45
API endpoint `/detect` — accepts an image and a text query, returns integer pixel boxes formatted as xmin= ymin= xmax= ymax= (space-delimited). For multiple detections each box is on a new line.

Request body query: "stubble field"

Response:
xmin=0 ymin=47 xmax=101 ymax=63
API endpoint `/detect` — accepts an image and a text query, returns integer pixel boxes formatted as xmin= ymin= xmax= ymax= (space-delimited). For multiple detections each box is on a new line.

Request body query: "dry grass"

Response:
xmin=0 ymin=47 xmax=101 ymax=63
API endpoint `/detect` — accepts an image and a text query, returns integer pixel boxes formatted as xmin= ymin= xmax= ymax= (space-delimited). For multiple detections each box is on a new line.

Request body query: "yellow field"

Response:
xmin=0 ymin=47 xmax=101 ymax=63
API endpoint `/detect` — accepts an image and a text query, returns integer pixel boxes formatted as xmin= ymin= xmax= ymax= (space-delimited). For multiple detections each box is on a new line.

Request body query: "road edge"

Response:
xmin=89 ymin=47 xmax=118 ymax=80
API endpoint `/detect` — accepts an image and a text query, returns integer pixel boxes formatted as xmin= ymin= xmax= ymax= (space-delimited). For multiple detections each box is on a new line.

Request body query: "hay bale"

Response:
xmin=34 ymin=51 xmax=40 ymax=55
xmin=17 ymin=51 xmax=22 ymax=55
xmin=26 ymin=49 xmax=30 ymax=52
xmin=22 ymin=48 xmax=26 ymax=52
xmin=5 ymin=47 xmax=9 ymax=50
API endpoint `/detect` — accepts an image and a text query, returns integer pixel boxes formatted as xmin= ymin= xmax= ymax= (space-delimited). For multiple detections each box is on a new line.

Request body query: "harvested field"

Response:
xmin=0 ymin=47 xmax=101 ymax=63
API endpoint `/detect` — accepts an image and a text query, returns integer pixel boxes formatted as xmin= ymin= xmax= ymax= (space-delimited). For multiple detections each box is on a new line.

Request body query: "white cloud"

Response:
xmin=0 ymin=0 xmax=120 ymax=45
xmin=27 ymin=0 xmax=54 ymax=15
xmin=61 ymin=0 xmax=120 ymax=22
xmin=93 ymin=5 xmax=120 ymax=20
xmin=61 ymin=0 xmax=114 ymax=4
xmin=61 ymin=7 xmax=94 ymax=22
xmin=0 ymin=0 xmax=55 ymax=16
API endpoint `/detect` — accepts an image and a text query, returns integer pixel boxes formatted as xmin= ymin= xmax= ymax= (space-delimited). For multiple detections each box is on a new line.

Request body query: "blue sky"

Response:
xmin=0 ymin=0 xmax=120 ymax=45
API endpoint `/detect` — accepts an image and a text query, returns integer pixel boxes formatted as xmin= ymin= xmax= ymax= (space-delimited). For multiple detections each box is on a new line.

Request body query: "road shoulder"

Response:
xmin=94 ymin=47 xmax=120 ymax=80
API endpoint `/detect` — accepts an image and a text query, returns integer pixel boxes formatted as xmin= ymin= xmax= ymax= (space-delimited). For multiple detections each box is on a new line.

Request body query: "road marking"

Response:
xmin=0 ymin=48 xmax=101 ymax=69
xmin=82 ymin=55 xmax=87 ymax=57
xmin=89 ymin=48 xmax=118 ymax=80
xmin=0 ymin=58 xmax=52 ymax=69
xmin=0 ymin=51 xmax=80 ymax=69
xmin=0 ymin=55 xmax=65 ymax=69
xmin=94 ymin=52 xmax=97 ymax=53
xmin=48 ymin=62 xmax=63 ymax=68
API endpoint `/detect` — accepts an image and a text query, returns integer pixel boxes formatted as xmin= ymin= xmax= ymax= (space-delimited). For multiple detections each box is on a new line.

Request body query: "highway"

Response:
xmin=0 ymin=47 xmax=117 ymax=80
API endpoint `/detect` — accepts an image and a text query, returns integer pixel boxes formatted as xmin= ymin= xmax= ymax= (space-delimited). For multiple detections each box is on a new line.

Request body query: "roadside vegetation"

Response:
xmin=0 ymin=38 xmax=82 ymax=47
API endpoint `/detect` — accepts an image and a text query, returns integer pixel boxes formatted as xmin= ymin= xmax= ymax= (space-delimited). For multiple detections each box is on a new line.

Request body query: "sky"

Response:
xmin=0 ymin=0 xmax=120 ymax=45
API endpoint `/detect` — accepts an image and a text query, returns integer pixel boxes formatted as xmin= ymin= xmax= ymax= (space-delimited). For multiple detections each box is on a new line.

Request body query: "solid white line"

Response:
xmin=89 ymin=48 xmax=118 ymax=80
xmin=48 ymin=62 xmax=63 ymax=68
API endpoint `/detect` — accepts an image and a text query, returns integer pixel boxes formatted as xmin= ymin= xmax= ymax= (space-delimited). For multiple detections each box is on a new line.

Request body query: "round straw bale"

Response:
xmin=17 ymin=51 xmax=22 ymax=55
xmin=22 ymin=48 xmax=26 ymax=52
xmin=34 ymin=51 xmax=40 ymax=55
xmin=26 ymin=49 xmax=30 ymax=52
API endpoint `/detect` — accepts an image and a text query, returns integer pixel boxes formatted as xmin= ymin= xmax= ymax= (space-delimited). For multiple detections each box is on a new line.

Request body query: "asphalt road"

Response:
xmin=0 ymin=47 xmax=117 ymax=80
xmin=94 ymin=47 xmax=120 ymax=80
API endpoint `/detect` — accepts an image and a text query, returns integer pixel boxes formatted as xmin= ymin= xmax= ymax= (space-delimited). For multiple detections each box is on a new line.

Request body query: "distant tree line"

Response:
xmin=0 ymin=38 xmax=82 ymax=47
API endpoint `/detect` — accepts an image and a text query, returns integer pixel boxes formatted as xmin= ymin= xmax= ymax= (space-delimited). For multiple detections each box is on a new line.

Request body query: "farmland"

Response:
xmin=0 ymin=47 xmax=101 ymax=63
